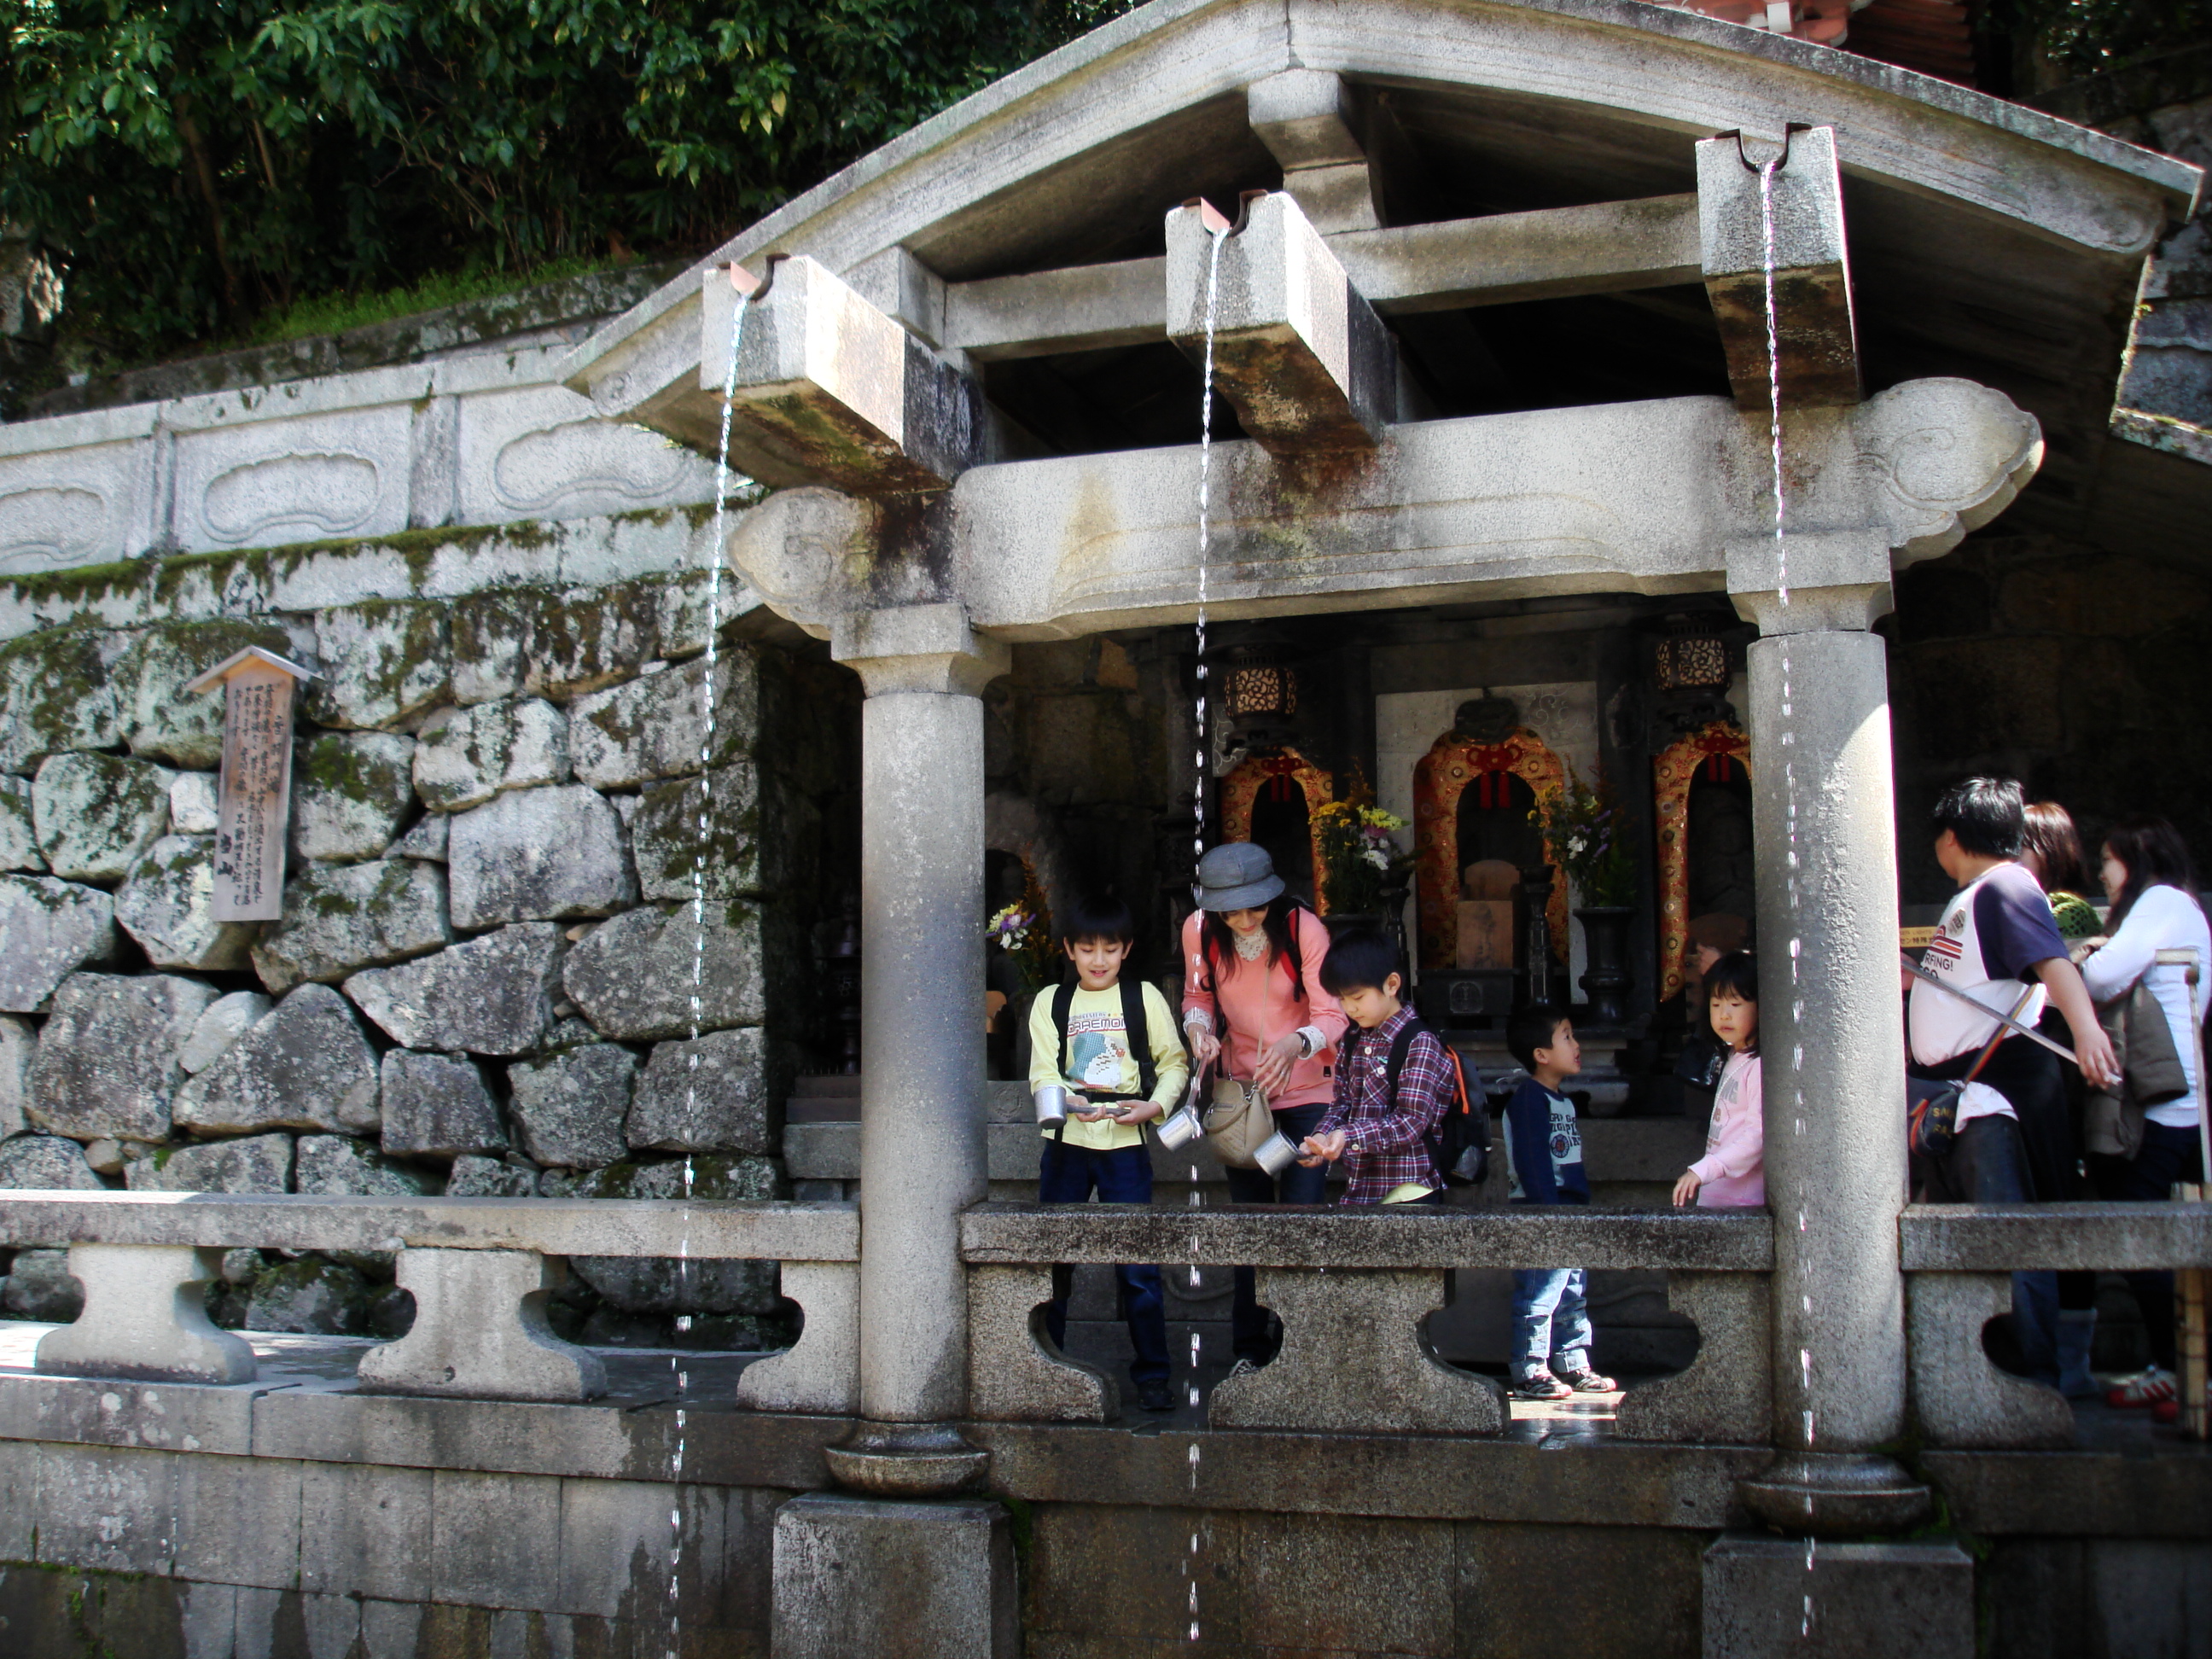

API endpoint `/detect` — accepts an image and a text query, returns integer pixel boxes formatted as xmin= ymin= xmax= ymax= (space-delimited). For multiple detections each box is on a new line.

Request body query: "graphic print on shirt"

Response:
xmin=1911 ymin=861 xmax=2063 ymax=1066
xmin=1505 ymin=1086 xmax=1584 ymax=1202
xmin=1064 ymin=1010 xmax=1133 ymax=1093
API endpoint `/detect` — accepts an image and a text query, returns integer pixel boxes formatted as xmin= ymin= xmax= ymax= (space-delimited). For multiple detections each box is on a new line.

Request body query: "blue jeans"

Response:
xmin=1512 ymin=1267 xmax=1594 ymax=1379
xmin=1039 ymin=1138 xmax=1169 ymax=1387
xmin=1223 ymin=1102 xmax=1330 ymax=1363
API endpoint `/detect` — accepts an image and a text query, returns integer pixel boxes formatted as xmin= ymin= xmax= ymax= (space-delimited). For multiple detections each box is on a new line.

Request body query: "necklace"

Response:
xmin=1233 ymin=928 xmax=1267 ymax=962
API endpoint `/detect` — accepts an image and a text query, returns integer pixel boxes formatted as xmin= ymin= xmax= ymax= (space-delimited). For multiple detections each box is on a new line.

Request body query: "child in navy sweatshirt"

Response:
xmin=1500 ymin=1003 xmax=1612 ymax=1400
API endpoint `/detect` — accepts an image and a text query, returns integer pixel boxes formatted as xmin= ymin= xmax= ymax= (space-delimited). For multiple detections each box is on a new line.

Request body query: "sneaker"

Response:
xmin=1226 ymin=1357 xmax=1261 ymax=1380
xmin=2106 ymin=1366 xmax=2178 ymax=1409
xmin=1137 ymin=1377 xmax=1173 ymax=1413
xmin=1510 ymin=1369 xmax=1573 ymax=1400
xmin=1557 ymin=1367 xmax=1618 ymax=1394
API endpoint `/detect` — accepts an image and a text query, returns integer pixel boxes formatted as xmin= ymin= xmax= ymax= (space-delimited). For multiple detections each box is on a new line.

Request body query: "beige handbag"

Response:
xmin=1202 ymin=1074 xmax=1276 ymax=1169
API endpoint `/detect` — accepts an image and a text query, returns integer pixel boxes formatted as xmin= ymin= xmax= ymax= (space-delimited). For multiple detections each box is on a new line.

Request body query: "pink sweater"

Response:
xmin=1691 ymin=1049 xmax=1765 ymax=1208
xmin=1180 ymin=909 xmax=1348 ymax=1111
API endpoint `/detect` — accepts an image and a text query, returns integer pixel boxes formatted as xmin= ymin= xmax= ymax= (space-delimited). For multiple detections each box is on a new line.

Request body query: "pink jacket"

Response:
xmin=1691 ymin=1049 xmax=1765 ymax=1208
xmin=1180 ymin=909 xmax=1348 ymax=1110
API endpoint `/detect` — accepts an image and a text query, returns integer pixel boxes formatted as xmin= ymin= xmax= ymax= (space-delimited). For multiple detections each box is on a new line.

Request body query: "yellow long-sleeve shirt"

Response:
xmin=1027 ymin=980 xmax=1190 ymax=1151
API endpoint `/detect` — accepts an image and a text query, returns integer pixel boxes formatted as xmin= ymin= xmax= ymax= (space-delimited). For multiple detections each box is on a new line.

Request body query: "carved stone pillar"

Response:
xmin=825 ymin=602 xmax=1010 ymax=1495
xmin=1731 ymin=537 xmax=1929 ymax=1533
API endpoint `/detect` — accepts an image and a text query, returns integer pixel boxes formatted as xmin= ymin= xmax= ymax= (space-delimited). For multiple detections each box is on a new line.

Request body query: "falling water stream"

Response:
xmin=1754 ymin=145 xmax=1820 ymax=1642
xmin=664 ymin=269 xmax=753 ymax=1659
xmin=1180 ymin=213 xmax=1230 ymax=1646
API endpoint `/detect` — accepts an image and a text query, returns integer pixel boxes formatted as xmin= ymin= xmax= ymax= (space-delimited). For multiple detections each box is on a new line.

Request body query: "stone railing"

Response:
xmin=0 ymin=1192 xmax=858 ymax=1412
xmin=960 ymin=1203 xmax=1774 ymax=1442
xmin=1900 ymin=1199 xmax=2212 ymax=1449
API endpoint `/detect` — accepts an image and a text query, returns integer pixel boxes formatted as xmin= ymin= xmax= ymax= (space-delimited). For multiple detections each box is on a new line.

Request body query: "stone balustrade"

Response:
xmin=959 ymin=1203 xmax=1774 ymax=1443
xmin=1900 ymin=1200 xmax=2212 ymax=1450
xmin=0 ymin=1192 xmax=859 ymax=1412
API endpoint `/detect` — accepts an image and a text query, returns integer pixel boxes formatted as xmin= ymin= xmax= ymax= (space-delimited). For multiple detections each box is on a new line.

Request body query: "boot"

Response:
xmin=2057 ymin=1308 xmax=2098 ymax=1400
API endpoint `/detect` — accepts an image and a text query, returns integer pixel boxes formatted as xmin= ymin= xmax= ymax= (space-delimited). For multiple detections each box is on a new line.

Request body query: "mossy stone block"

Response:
xmin=305 ymin=598 xmax=451 ymax=730
xmin=291 ymin=730 xmax=417 ymax=862
xmin=115 ymin=833 xmax=259 ymax=969
xmin=32 ymin=750 xmax=174 ymax=882
xmin=251 ymin=857 xmax=451 ymax=995
xmin=115 ymin=617 xmax=294 ymax=768
xmin=0 ymin=626 xmax=126 ymax=774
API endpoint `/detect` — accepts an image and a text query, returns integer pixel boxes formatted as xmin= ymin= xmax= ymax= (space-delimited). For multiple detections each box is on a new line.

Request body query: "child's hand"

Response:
xmin=1072 ymin=1099 xmax=1119 ymax=1122
xmin=1298 ymin=1130 xmax=1348 ymax=1167
xmin=1672 ymin=1168 xmax=1702 ymax=1208
xmin=1116 ymin=1101 xmax=1164 ymax=1126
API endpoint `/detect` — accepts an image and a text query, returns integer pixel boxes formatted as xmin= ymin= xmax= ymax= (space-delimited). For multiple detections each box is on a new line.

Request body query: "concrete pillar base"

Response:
xmin=824 ymin=1420 xmax=990 ymax=1498
xmin=1737 ymin=1452 xmax=1931 ymax=1536
xmin=1703 ymin=1533 xmax=1973 ymax=1657
xmin=771 ymin=1492 xmax=1017 ymax=1658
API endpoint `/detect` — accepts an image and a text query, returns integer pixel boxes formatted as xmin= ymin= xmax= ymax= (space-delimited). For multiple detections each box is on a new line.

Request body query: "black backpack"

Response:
xmin=1340 ymin=1015 xmax=1489 ymax=1187
xmin=1045 ymin=976 xmax=1160 ymax=1140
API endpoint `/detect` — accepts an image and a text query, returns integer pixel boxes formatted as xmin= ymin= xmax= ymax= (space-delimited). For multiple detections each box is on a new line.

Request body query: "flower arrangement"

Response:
xmin=1531 ymin=765 xmax=1638 ymax=909
xmin=1313 ymin=773 xmax=1411 ymax=915
xmin=986 ymin=873 xmax=1058 ymax=993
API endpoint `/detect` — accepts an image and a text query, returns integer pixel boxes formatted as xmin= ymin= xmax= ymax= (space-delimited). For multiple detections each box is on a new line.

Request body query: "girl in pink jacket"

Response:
xmin=1673 ymin=952 xmax=1765 ymax=1208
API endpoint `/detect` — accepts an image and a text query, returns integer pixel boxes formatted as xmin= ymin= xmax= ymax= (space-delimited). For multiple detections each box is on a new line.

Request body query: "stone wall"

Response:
xmin=0 ymin=527 xmax=860 ymax=1345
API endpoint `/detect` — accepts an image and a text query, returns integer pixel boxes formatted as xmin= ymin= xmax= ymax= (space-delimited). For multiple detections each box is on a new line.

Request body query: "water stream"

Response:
xmin=1755 ymin=147 xmax=1819 ymax=1642
xmin=665 ymin=268 xmax=753 ymax=1659
xmin=1182 ymin=214 xmax=1229 ymax=1645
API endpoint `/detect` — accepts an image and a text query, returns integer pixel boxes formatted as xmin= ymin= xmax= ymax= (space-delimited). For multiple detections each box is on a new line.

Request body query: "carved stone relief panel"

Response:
xmin=0 ymin=441 xmax=143 ymax=575
xmin=456 ymin=385 xmax=719 ymax=529
xmin=171 ymin=404 xmax=413 ymax=554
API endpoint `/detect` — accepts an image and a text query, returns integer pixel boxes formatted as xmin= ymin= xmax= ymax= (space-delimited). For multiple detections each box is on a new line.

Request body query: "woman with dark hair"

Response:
xmin=1181 ymin=842 xmax=1346 ymax=1371
xmin=2021 ymin=801 xmax=2101 ymax=942
xmin=2080 ymin=815 xmax=2212 ymax=1415
xmin=2018 ymin=801 xmax=2104 ymax=1394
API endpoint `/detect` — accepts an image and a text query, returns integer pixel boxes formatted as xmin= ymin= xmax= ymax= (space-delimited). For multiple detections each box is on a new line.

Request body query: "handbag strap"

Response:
xmin=1961 ymin=985 xmax=2039 ymax=1084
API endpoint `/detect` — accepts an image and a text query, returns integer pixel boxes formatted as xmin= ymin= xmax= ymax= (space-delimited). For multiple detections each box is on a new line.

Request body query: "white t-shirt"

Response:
xmin=2081 ymin=884 xmax=2211 ymax=1130
xmin=1909 ymin=861 xmax=2066 ymax=1127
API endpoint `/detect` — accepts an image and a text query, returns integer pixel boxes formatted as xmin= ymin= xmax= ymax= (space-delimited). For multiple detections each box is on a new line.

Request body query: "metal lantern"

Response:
xmin=1654 ymin=616 xmax=1732 ymax=692
xmin=1221 ymin=646 xmax=1300 ymax=748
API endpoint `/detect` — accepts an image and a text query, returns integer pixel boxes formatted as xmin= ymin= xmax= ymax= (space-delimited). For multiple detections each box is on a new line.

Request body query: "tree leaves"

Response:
xmin=1 ymin=0 xmax=1137 ymax=366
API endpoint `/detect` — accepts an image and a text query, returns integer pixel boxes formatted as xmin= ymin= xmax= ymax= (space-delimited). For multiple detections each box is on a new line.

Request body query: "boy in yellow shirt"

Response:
xmin=1027 ymin=893 xmax=1190 ymax=1412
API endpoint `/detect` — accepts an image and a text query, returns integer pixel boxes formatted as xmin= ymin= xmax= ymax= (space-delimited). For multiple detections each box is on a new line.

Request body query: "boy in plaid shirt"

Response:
xmin=1298 ymin=930 xmax=1453 ymax=1204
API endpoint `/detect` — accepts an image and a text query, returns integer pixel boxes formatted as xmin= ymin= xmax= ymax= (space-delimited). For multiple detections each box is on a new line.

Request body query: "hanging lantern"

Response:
xmin=1654 ymin=615 xmax=1732 ymax=692
xmin=1221 ymin=646 xmax=1300 ymax=748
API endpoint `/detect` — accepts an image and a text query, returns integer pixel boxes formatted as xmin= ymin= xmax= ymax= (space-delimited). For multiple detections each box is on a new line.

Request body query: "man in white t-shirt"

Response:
xmin=1907 ymin=777 xmax=2119 ymax=1383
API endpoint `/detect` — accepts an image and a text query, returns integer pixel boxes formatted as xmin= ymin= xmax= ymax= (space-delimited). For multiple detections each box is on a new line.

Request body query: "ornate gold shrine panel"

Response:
xmin=1654 ymin=721 xmax=1751 ymax=1000
xmin=1220 ymin=748 xmax=1336 ymax=915
xmin=1412 ymin=727 xmax=1567 ymax=971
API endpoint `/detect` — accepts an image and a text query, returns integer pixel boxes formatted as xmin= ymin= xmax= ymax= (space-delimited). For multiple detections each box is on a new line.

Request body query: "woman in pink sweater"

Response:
xmin=1180 ymin=843 xmax=1348 ymax=1369
xmin=1672 ymin=952 xmax=1765 ymax=1208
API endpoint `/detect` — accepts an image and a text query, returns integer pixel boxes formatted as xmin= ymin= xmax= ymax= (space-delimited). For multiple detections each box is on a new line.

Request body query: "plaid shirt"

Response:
xmin=1313 ymin=1004 xmax=1452 ymax=1204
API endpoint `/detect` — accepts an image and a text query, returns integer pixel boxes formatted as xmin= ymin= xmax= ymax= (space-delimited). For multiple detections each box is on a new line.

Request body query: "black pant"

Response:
xmin=2102 ymin=1121 xmax=2206 ymax=1371
xmin=1222 ymin=1101 xmax=1330 ymax=1363
xmin=1913 ymin=1112 xmax=2033 ymax=1205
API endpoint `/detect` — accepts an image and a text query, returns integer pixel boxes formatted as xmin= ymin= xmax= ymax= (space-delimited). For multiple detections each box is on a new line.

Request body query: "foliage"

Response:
xmin=1530 ymin=765 xmax=1637 ymax=910
xmin=1981 ymin=0 xmax=2212 ymax=80
xmin=1313 ymin=770 xmax=1409 ymax=917
xmin=1 ymin=0 xmax=1139 ymax=370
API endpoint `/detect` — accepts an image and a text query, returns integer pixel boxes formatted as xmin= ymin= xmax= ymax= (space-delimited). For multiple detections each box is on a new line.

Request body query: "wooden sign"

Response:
xmin=185 ymin=647 xmax=314 ymax=923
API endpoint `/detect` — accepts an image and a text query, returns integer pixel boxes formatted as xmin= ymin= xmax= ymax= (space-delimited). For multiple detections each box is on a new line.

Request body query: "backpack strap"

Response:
xmin=1121 ymin=975 xmax=1157 ymax=1100
xmin=1387 ymin=1016 xmax=1468 ymax=1182
xmin=1049 ymin=979 xmax=1077 ymax=1142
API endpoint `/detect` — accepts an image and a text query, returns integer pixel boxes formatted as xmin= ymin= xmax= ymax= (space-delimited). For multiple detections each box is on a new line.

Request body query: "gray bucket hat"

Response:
xmin=1195 ymin=842 xmax=1285 ymax=912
